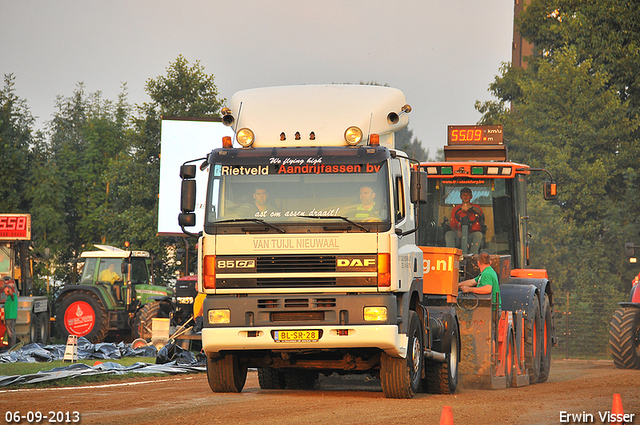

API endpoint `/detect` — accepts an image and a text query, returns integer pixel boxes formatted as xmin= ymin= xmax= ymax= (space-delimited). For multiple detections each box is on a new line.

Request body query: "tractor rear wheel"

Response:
xmin=258 ymin=368 xmax=287 ymax=389
xmin=56 ymin=291 xmax=109 ymax=343
xmin=206 ymin=353 xmax=248 ymax=392
xmin=609 ymin=307 xmax=640 ymax=369
xmin=424 ymin=318 xmax=459 ymax=394
xmin=538 ymin=294 xmax=553 ymax=382
xmin=380 ymin=311 xmax=422 ymax=399
xmin=132 ymin=302 xmax=163 ymax=340
xmin=524 ymin=296 xmax=542 ymax=384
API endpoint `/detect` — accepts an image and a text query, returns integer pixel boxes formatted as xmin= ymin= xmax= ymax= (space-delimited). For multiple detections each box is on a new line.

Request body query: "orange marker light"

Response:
xmin=378 ymin=253 xmax=391 ymax=288
xmin=203 ymin=255 xmax=216 ymax=289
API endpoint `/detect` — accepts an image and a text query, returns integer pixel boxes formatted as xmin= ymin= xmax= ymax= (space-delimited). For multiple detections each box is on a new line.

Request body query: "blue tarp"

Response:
xmin=0 ymin=338 xmax=205 ymax=387
xmin=0 ymin=338 xmax=157 ymax=363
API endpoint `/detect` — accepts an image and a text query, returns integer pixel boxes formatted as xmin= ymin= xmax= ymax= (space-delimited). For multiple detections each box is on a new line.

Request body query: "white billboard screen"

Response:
xmin=157 ymin=118 xmax=234 ymax=236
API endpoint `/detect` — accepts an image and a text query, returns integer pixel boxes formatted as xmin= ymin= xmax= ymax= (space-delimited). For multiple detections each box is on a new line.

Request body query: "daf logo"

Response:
xmin=337 ymin=259 xmax=376 ymax=267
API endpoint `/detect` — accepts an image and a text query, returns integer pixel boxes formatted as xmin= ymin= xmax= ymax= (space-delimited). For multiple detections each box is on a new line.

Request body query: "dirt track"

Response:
xmin=2 ymin=359 xmax=639 ymax=425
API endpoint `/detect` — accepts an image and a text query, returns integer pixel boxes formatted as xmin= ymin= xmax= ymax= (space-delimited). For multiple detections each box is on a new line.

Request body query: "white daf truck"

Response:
xmin=178 ymin=85 xmax=460 ymax=398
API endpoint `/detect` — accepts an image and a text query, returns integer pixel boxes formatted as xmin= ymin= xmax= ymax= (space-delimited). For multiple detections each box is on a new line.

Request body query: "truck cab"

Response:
xmin=178 ymin=85 xmax=458 ymax=398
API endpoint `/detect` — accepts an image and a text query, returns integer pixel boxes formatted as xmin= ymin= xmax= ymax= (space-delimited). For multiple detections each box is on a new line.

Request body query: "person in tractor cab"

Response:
xmin=2 ymin=277 xmax=18 ymax=348
xmin=458 ymin=252 xmax=501 ymax=310
xmin=445 ymin=187 xmax=484 ymax=255
xmin=99 ymin=261 xmax=122 ymax=301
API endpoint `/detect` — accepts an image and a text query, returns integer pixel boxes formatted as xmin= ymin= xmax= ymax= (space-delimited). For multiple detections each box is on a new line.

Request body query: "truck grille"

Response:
xmin=257 ymin=277 xmax=336 ymax=286
xmin=257 ymin=298 xmax=337 ymax=309
xmin=257 ymin=255 xmax=336 ymax=273
xmin=271 ymin=311 xmax=325 ymax=322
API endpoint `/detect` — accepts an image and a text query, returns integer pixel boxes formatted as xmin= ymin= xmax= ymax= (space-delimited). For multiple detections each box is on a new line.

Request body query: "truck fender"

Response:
xmin=397 ymin=278 xmax=424 ymax=335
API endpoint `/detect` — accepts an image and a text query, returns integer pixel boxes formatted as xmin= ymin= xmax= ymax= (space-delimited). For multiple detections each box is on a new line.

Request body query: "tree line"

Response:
xmin=0 ymin=57 xmax=431 ymax=294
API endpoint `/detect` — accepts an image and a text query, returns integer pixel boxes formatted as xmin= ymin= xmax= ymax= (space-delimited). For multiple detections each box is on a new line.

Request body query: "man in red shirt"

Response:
xmin=445 ymin=187 xmax=484 ymax=255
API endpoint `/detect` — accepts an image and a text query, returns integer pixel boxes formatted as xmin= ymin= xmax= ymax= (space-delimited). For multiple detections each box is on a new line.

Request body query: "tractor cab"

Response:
xmin=418 ymin=126 xmax=555 ymax=272
xmin=417 ymin=164 xmax=529 ymax=268
xmin=79 ymin=246 xmax=155 ymax=306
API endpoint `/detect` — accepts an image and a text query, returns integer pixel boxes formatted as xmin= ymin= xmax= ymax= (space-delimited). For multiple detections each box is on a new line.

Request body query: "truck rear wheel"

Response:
xmin=284 ymin=370 xmax=317 ymax=390
xmin=206 ymin=353 xmax=248 ymax=392
xmin=524 ymin=296 xmax=542 ymax=384
xmin=380 ymin=311 xmax=422 ymax=399
xmin=56 ymin=291 xmax=108 ymax=343
xmin=258 ymin=368 xmax=287 ymax=389
xmin=609 ymin=307 xmax=640 ymax=369
xmin=132 ymin=302 xmax=163 ymax=340
xmin=538 ymin=294 xmax=553 ymax=382
xmin=424 ymin=318 xmax=459 ymax=394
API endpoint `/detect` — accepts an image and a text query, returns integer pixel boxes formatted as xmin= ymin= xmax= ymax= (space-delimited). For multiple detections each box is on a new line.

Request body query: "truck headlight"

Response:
xmin=364 ymin=306 xmax=387 ymax=322
xmin=208 ymin=309 xmax=231 ymax=324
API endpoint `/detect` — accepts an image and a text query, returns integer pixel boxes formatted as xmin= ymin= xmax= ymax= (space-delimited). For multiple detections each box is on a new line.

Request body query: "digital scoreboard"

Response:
xmin=447 ymin=125 xmax=503 ymax=145
xmin=0 ymin=214 xmax=31 ymax=240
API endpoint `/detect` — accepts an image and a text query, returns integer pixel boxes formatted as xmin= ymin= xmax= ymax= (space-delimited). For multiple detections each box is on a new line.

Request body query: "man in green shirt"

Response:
xmin=2 ymin=277 xmax=18 ymax=348
xmin=458 ymin=251 xmax=501 ymax=310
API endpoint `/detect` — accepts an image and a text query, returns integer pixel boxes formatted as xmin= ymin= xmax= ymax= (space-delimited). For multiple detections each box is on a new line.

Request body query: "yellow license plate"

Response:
xmin=274 ymin=330 xmax=320 ymax=342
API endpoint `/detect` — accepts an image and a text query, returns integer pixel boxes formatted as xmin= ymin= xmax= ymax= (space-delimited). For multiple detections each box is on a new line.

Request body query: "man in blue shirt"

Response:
xmin=458 ymin=251 xmax=501 ymax=309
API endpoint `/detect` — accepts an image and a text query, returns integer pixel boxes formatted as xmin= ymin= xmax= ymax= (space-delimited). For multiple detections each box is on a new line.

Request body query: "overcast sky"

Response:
xmin=1 ymin=0 xmax=514 ymax=155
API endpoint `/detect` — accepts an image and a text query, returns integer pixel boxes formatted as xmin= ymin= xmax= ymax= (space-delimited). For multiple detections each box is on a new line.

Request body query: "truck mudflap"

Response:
xmin=456 ymin=292 xmax=529 ymax=389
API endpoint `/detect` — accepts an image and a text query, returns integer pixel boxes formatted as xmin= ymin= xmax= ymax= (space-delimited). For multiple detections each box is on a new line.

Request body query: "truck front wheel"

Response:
xmin=380 ymin=310 xmax=422 ymax=399
xmin=207 ymin=353 xmax=248 ymax=393
xmin=609 ymin=307 xmax=640 ymax=369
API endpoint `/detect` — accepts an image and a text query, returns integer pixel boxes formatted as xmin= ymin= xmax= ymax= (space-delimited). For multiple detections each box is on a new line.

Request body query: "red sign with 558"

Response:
xmin=0 ymin=214 xmax=31 ymax=240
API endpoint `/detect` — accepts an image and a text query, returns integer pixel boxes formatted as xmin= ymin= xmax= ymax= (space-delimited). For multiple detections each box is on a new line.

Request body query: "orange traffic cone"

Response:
xmin=611 ymin=393 xmax=624 ymax=425
xmin=439 ymin=405 xmax=454 ymax=425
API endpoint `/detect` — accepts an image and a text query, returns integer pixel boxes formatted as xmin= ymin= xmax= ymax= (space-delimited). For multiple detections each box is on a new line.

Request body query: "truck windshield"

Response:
xmin=205 ymin=156 xmax=390 ymax=226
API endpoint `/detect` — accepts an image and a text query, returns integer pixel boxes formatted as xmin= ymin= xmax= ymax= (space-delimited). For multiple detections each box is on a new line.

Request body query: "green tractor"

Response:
xmin=56 ymin=245 xmax=173 ymax=343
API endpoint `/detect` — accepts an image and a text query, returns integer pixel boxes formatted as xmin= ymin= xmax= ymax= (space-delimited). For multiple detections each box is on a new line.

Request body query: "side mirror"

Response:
xmin=180 ymin=164 xmax=196 ymax=179
xmin=543 ymin=181 xmax=557 ymax=200
xmin=410 ymin=171 xmax=428 ymax=204
xmin=181 ymin=180 xmax=196 ymax=213
xmin=179 ymin=213 xmax=196 ymax=227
